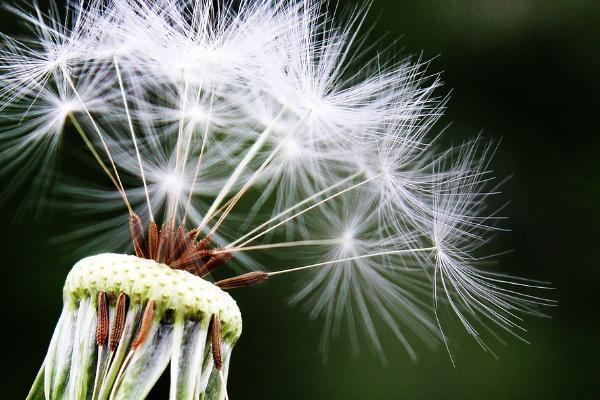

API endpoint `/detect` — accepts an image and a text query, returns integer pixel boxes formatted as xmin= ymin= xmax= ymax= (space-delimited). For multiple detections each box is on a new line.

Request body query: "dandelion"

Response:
xmin=0 ymin=1 xmax=552 ymax=399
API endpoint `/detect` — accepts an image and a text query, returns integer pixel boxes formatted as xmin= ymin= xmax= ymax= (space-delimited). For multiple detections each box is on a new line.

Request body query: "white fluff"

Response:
xmin=0 ymin=0 xmax=549 ymax=360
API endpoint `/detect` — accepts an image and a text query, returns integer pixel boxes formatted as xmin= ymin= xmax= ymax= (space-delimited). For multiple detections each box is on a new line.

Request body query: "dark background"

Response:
xmin=2 ymin=0 xmax=599 ymax=399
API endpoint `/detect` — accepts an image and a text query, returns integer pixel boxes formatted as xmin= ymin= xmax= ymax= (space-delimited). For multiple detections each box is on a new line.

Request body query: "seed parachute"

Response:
xmin=0 ymin=1 xmax=552 ymax=399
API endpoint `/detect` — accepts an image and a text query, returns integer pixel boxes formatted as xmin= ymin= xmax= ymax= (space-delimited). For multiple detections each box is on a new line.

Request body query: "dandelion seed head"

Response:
xmin=0 ymin=0 xmax=550 ymax=374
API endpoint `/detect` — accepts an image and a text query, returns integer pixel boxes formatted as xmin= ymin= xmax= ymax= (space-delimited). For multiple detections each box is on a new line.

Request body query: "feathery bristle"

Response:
xmin=0 ymin=0 xmax=549 ymax=362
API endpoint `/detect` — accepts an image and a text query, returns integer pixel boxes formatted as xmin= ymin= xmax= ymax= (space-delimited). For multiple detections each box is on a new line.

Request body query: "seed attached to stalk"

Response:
xmin=148 ymin=221 xmax=159 ymax=260
xmin=202 ymin=252 xmax=234 ymax=276
xmin=216 ymin=271 xmax=270 ymax=290
xmin=210 ymin=314 xmax=223 ymax=371
xmin=132 ymin=300 xmax=155 ymax=350
xmin=129 ymin=214 xmax=147 ymax=259
xmin=96 ymin=292 xmax=109 ymax=347
xmin=157 ymin=223 xmax=174 ymax=263
xmin=196 ymin=235 xmax=213 ymax=250
xmin=110 ymin=293 xmax=128 ymax=352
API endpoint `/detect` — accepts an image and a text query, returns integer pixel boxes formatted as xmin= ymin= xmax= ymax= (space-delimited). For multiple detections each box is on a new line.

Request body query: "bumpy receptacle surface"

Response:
xmin=27 ymin=253 xmax=241 ymax=400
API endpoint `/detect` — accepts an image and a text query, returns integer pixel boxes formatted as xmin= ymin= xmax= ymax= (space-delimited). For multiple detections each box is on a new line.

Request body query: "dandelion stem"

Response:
xmin=91 ymin=346 xmax=105 ymax=400
xmin=268 ymin=247 xmax=437 ymax=277
xmin=219 ymin=371 xmax=230 ymax=400
xmin=109 ymin=351 xmax=133 ymax=400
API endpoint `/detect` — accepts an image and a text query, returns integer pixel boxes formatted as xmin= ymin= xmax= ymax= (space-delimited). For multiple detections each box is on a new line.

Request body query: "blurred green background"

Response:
xmin=2 ymin=0 xmax=599 ymax=399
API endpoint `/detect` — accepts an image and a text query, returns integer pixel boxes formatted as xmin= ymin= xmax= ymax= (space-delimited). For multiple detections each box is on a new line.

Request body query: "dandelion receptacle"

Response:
xmin=0 ymin=1 xmax=552 ymax=399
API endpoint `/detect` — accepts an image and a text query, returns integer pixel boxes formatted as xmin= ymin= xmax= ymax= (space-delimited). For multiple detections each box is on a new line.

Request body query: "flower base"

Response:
xmin=27 ymin=253 xmax=242 ymax=400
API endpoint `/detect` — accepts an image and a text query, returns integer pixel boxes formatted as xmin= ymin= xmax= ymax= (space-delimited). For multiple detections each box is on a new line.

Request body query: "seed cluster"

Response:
xmin=129 ymin=214 xmax=233 ymax=278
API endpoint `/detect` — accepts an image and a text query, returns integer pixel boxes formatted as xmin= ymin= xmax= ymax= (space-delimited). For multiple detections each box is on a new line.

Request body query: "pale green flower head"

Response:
xmin=29 ymin=253 xmax=242 ymax=400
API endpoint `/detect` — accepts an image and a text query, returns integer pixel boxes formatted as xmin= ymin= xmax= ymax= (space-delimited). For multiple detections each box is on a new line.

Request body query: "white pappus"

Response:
xmin=0 ymin=2 xmax=553 ymax=396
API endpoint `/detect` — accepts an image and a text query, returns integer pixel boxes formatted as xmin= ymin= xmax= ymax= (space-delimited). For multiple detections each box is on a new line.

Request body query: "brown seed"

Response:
xmin=169 ymin=225 xmax=192 ymax=265
xmin=148 ymin=220 xmax=159 ymax=260
xmin=157 ymin=223 xmax=174 ymax=264
xmin=195 ymin=235 xmax=213 ymax=251
xmin=188 ymin=228 xmax=200 ymax=239
xmin=109 ymin=293 xmax=128 ymax=352
xmin=96 ymin=292 xmax=109 ymax=347
xmin=216 ymin=271 xmax=269 ymax=290
xmin=169 ymin=250 xmax=213 ymax=271
xmin=129 ymin=213 xmax=147 ymax=258
xmin=210 ymin=314 xmax=223 ymax=370
xmin=200 ymin=252 xmax=233 ymax=277
xmin=132 ymin=300 xmax=155 ymax=350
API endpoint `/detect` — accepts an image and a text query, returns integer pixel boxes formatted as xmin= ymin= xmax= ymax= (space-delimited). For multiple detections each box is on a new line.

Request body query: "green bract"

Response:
xmin=27 ymin=254 xmax=242 ymax=400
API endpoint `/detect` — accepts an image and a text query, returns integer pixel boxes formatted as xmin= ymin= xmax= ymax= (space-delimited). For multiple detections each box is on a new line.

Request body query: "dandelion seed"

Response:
xmin=0 ymin=1 xmax=552 ymax=399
